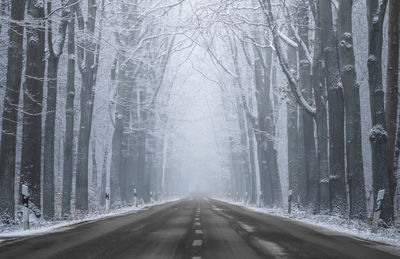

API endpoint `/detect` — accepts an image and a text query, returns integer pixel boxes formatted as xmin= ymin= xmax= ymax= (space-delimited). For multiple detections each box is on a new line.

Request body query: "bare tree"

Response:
xmin=0 ymin=0 xmax=26 ymax=222
xmin=20 ymin=0 xmax=46 ymax=217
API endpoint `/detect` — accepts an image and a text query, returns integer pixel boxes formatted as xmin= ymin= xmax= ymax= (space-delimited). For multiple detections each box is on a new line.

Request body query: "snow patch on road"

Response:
xmin=254 ymin=237 xmax=287 ymax=258
xmin=238 ymin=221 xmax=255 ymax=233
xmin=216 ymin=198 xmax=400 ymax=248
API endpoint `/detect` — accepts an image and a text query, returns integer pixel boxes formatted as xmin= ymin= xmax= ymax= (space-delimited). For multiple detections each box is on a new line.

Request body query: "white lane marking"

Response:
xmin=195 ymin=230 xmax=203 ymax=234
xmin=238 ymin=221 xmax=255 ymax=233
xmin=192 ymin=240 xmax=203 ymax=246
xmin=255 ymin=238 xmax=287 ymax=257
xmin=195 ymin=217 xmax=200 ymax=221
xmin=192 ymin=257 xmax=201 ymax=259
xmin=195 ymin=222 xmax=201 ymax=226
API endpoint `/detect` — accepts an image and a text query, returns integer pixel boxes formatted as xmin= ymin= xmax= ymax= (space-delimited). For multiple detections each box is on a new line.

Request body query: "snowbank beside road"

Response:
xmin=0 ymin=199 xmax=177 ymax=240
xmin=215 ymin=198 xmax=400 ymax=248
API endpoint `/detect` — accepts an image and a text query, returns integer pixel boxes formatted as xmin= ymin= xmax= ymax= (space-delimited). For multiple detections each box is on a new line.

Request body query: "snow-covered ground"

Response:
xmin=0 ymin=199 xmax=177 ymax=240
xmin=216 ymin=198 xmax=400 ymax=248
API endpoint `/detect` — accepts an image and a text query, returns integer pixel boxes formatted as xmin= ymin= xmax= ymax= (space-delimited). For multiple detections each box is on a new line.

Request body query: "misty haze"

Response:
xmin=0 ymin=0 xmax=399 ymax=258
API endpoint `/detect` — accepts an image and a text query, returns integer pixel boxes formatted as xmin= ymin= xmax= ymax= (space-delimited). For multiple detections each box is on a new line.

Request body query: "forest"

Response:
xmin=0 ymin=0 xmax=399 ymax=230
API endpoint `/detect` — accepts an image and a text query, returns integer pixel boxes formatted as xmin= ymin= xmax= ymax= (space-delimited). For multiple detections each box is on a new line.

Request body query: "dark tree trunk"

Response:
xmin=286 ymin=45 xmax=299 ymax=208
xmin=62 ymin=15 xmax=76 ymax=218
xmin=0 ymin=0 xmax=26 ymax=222
xmin=385 ymin=0 xmax=399 ymax=214
xmin=75 ymin=0 xmax=102 ymax=213
xmin=337 ymin=0 xmax=367 ymax=219
xmin=311 ymin=1 xmax=327 ymax=214
xmin=43 ymin=0 xmax=69 ymax=220
xmin=43 ymin=54 xmax=59 ymax=220
xmin=366 ymin=0 xmax=392 ymax=222
xmin=100 ymin=144 xmax=108 ymax=207
xmin=20 ymin=0 xmax=46 ymax=216
xmin=297 ymin=2 xmax=317 ymax=210
xmin=320 ymin=0 xmax=346 ymax=215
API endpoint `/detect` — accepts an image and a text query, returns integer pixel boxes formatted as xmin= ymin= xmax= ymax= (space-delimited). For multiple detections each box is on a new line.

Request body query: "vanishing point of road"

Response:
xmin=0 ymin=197 xmax=399 ymax=259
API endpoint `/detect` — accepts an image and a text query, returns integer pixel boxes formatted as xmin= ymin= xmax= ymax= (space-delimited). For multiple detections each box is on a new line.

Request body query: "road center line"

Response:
xmin=195 ymin=230 xmax=203 ymax=234
xmin=192 ymin=240 xmax=203 ymax=246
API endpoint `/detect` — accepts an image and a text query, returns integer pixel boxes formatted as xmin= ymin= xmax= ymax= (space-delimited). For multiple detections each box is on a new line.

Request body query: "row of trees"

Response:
xmin=199 ymin=0 xmax=399 ymax=224
xmin=0 ymin=0 xmax=180 ymax=222
xmin=0 ymin=0 xmax=398 ymax=226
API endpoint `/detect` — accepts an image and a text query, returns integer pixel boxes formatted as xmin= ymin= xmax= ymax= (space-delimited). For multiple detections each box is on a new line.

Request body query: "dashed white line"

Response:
xmin=195 ymin=230 xmax=203 ymax=234
xmin=195 ymin=217 xmax=200 ymax=221
xmin=195 ymin=222 xmax=201 ymax=226
xmin=192 ymin=257 xmax=202 ymax=259
xmin=192 ymin=240 xmax=203 ymax=246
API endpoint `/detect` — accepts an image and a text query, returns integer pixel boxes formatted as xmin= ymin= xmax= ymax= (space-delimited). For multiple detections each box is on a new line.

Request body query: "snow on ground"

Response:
xmin=0 ymin=198 xmax=178 ymax=240
xmin=215 ymin=198 xmax=400 ymax=248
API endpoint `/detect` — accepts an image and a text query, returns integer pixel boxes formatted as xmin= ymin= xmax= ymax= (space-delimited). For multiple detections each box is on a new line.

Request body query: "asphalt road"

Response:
xmin=0 ymin=198 xmax=399 ymax=259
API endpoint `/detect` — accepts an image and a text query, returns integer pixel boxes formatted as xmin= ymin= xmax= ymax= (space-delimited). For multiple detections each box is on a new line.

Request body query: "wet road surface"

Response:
xmin=0 ymin=197 xmax=399 ymax=259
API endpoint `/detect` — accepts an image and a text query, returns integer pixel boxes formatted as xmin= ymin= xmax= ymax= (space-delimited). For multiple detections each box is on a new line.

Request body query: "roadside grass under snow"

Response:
xmin=0 ymin=198 xmax=177 ymax=240
xmin=216 ymin=198 xmax=400 ymax=248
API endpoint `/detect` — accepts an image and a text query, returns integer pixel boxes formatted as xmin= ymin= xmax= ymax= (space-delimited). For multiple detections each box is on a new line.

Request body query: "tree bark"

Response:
xmin=311 ymin=1 xmax=327 ymax=213
xmin=286 ymin=45 xmax=300 ymax=208
xmin=43 ymin=0 xmax=70 ymax=220
xmin=20 ymin=0 xmax=46 ymax=217
xmin=75 ymin=0 xmax=102 ymax=212
xmin=297 ymin=1 xmax=318 ymax=210
xmin=366 ymin=0 xmax=392 ymax=222
xmin=320 ymin=0 xmax=346 ymax=215
xmin=385 ymin=0 xmax=400 ymax=213
xmin=338 ymin=0 xmax=367 ymax=219
xmin=0 ymin=0 xmax=26 ymax=222
xmin=62 ymin=14 xmax=76 ymax=218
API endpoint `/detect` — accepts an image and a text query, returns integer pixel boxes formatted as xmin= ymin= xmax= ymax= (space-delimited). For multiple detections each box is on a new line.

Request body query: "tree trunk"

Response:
xmin=0 ymin=0 xmax=25 ymax=222
xmin=311 ymin=1 xmax=327 ymax=214
xmin=110 ymin=55 xmax=126 ymax=207
xmin=337 ymin=0 xmax=367 ymax=219
xmin=254 ymin=49 xmax=271 ymax=206
xmin=20 ymin=0 xmax=46 ymax=217
xmin=320 ymin=0 xmax=346 ymax=215
xmin=286 ymin=45 xmax=300 ymax=208
xmin=62 ymin=15 xmax=76 ymax=218
xmin=43 ymin=0 xmax=69 ymax=220
xmin=43 ymin=53 xmax=59 ymax=220
xmin=366 ymin=0 xmax=392 ymax=222
xmin=385 ymin=0 xmax=400 ymax=213
xmin=75 ymin=0 xmax=99 ymax=212
xmin=264 ymin=52 xmax=282 ymax=207
xmin=297 ymin=2 xmax=317 ymax=210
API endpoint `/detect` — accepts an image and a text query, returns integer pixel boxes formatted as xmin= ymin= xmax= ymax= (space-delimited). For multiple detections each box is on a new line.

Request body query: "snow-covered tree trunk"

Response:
xmin=75 ymin=0 xmax=102 ymax=213
xmin=366 ymin=0 xmax=392 ymax=222
xmin=337 ymin=0 xmax=367 ymax=219
xmin=0 ymin=0 xmax=26 ymax=222
xmin=286 ymin=45 xmax=300 ymax=209
xmin=311 ymin=1 xmax=327 ymax=213
xmin=62 ymin=14 xmax=76 ymax=218
xmin=297 ymin=1 xmax=317 ymax=211
xmin=320 ymin=0 xmax=346 ymax=215
xmin=20 ymin=0 xmax=46 ymax=217
xmin=43 ymin=0 xmax=70 ymax=220
xmin=385 ymin=0 xmax=399 ymax=215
